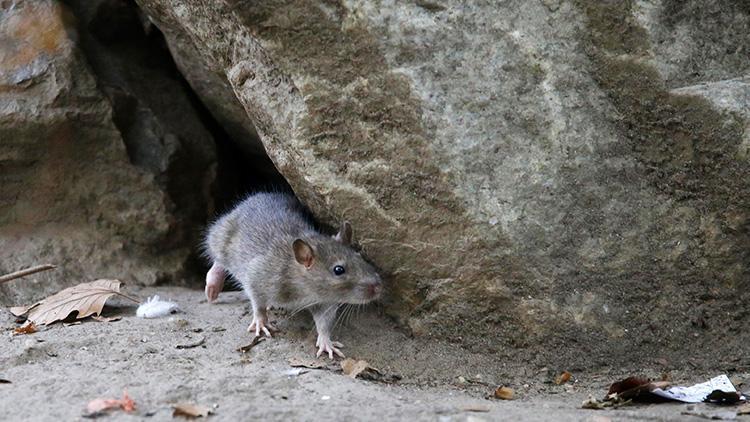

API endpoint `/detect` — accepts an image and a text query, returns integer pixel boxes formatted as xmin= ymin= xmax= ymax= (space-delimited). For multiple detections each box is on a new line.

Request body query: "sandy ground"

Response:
xmin=1 ymin=286 xmax=747 ymax=421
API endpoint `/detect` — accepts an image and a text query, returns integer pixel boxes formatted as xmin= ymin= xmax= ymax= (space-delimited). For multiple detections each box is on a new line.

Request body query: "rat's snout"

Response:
xmin=366 ymin=278 xmax=383 ymax=299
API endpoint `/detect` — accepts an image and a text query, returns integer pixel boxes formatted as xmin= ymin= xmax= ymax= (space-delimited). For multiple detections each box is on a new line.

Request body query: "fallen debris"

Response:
xmin=607 ymin=376 xmax=669 ymax=402
xmin=493 ymin=386 xmax=514 ymax=400
xmin=651 ymin=375 xmax=745 ymax=404
xmin=0 ymin=379 xmax=10 ymax=384
xmin=85 ymin=390 xmax=136 ymax=417
xmin=172 ymin=402 xmax=211 ymax=419
xmin=340 ymin=358 xmax=401 ymax=383
xmin=284 ymin=368 xmax=309 ymax=377
xmin=12 ymin=322 xmax=37 ymax=336
xmin=11 ymin=280 xmax=135 ymax=325
xmin=555 ymin=371 xmax=572 ymax=385
xmin=176 ymin=337 xmax=206 ymax=349
xmin=585 ymin=374 xmax=747 ymax=410
xmin=582 ymin=395 xmax=611 ymax=410
xmin=341 ymin=358 xmax=369 ymax=379
xmin=0 ymin=264 xmax=56 ymax=284
xmin=460 ymin=404 xmax=491 ymax=412
xmin=288 ymin=357 xmax=326 ymax=369
xmin=236 ymin=336 xmax=265 ymax=353
xmin=136 ymin=295 xmax=179 ymax=318
xmin=91 ymin=316 xmax=122 ymax=323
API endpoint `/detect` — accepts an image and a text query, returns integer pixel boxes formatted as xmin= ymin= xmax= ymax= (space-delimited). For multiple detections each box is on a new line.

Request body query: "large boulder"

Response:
xmin=81 ymin=0 xmax=750 ymax=366
xmin=0 ymin=0 xmax=216 ymax=303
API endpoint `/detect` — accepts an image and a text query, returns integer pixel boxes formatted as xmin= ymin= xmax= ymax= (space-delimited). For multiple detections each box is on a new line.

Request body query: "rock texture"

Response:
xmin=0 ymin=0 xmax=216 ymax=304
xmin=3 ymin=0 xmax=749 ymax=369
xmin=131 ymin=0 xmax=750 ymax=367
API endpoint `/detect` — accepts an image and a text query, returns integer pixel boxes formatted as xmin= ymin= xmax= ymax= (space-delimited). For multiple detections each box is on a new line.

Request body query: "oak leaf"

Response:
xmin=15 ymin=280 xmax=126 ymax=325
xmin=9 ymin=304 xmax=38 ymax=317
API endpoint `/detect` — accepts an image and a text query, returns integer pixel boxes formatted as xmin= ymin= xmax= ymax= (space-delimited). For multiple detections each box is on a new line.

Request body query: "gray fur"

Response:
xmin=204 ymin=192 xmax=382 ymax=354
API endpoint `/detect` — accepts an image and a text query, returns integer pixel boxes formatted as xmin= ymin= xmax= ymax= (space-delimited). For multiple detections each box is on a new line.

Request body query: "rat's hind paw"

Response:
xmin=205 ymin=263 xmax=226 ymax=303
xmin=316 ymin=337 xmax=345 ymax=359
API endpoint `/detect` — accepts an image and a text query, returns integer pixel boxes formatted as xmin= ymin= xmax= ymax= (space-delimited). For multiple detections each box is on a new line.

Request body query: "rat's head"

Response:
xmin=292 ymin=221 xmax=383 ymax=304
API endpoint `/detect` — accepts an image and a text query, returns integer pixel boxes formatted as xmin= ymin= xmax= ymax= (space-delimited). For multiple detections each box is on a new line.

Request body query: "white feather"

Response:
xmin=136 ymin=295 xmax=179 ymax=318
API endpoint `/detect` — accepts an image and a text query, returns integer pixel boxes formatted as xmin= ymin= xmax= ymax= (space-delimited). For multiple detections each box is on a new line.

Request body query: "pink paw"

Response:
xmin=247 ymin=317 xmax=277 ymax=338
xmin=205 ymin=283 xmax=221 ymax=302
xmin=205 ymin=264 xmax=226 ymax=303
xmin=316 ymin=336 xmax=345 ymax=359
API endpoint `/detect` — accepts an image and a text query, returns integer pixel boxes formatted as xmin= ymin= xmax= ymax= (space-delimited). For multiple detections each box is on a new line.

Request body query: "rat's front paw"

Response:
xmin=247 ymin=317 xmax=277 ymax=338
xmin=316 ymin=336 xmax=345 ymax=359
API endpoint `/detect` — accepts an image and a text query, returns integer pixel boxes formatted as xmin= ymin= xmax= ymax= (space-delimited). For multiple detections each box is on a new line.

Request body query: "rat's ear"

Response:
xmin=334 ymin=221 xmax=353 ymax=245
xmin=293 ymin=239 xmax=315 ymax=269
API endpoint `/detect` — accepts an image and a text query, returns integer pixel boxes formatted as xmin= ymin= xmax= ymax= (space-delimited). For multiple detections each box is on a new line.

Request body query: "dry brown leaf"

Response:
xmin=12 ymin=322 xmax=37 ymax=336
xmin=607 ymin=377 xmax=654 ymax=399
xmin=16 ymin=280 xmax=125 ymax=325
xmin=606 ymin=377 xmax=671 ymax=402
xmin=737 ymin=404 xmax=750 ymax=415
xmin=92 ymin=315 xmax=122 ymax=323
xmin=288 ymin=357 xmax=326 ymax=369
xmin=339 ymin=358 xmax=401 ymax=383
xmin=493 ymin=386 xmax=514 ymax=400
xmin=173 ymin=403 xmax=211 ymax=419
xmin=341 ymin=358 xmax=370 ymax=379
xmin=9 ymin=303 xmax=38 ymax=317
xmin=555 ymin=371 xmax=572 ymax=385
xmin=86 ymin=390 xmax=136 ymax=414
xmin=607 ymin=376 xmax=650 ymax=396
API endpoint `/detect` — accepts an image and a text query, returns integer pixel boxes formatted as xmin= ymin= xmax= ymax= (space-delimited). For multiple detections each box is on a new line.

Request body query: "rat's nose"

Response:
xmin=367 ymin=282 xmax=383 ymax=298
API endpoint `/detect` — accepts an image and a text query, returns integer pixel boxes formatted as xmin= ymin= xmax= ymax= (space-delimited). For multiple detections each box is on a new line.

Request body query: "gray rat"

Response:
xmin=204 ymin=192 xmax=383 ymax=358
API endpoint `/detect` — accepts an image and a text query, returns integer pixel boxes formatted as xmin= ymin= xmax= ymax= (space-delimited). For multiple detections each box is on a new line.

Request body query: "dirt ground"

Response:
xmin=1 ymin=286 xmax=747 ymax=421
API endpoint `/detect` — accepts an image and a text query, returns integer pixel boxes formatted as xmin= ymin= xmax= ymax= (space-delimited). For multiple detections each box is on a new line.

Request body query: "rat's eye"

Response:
xmin=333 ymin=265 xmax=346 ymax=276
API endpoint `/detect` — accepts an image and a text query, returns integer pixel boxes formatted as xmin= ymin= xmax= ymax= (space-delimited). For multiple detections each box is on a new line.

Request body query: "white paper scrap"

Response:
xmin=651 ymin=375 xmax=744 ymax=403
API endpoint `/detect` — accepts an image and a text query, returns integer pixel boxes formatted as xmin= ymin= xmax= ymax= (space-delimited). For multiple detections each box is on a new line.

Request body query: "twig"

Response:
xmin=0 ymin=264 xmax=57 ymax=284
xmin=176 ymin=336 xmax=206 ymax=349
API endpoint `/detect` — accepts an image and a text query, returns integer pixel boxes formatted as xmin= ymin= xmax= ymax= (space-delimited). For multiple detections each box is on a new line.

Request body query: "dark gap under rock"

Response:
xmin=64 ymin=0 xmax=291 ymax=284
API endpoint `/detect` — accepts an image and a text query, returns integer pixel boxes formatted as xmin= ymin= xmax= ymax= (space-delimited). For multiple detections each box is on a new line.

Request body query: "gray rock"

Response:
xmin=671 ymin=77 xmax=750 ymax=159
xmin=100 ymin=0 xmax=750 ymax=367
xmin=0 ymin=0 xmax=216 ymax=304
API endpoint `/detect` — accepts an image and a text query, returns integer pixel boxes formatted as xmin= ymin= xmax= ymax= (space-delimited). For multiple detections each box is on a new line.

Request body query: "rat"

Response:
xmin=203 ymin=191 xmax=383 ymax=359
